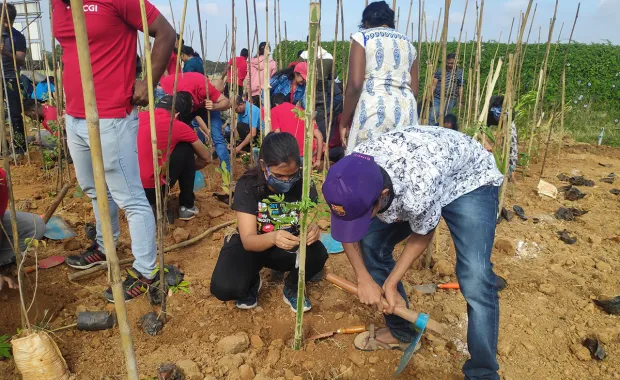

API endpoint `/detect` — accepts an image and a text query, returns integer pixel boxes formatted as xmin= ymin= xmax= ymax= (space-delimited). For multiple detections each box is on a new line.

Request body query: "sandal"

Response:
xmin=353 ymin=324 xmax=421 ymax=352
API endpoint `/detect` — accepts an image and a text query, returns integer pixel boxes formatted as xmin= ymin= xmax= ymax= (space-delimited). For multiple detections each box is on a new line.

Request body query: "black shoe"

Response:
xmin=103 ymin=267 xmax=158 ymax=303
xmin=236 ymin=276 xmax=262 ymax=310
xmin=309 ymin=269 xmax=324 ymax=283
xmin=66 ymin=243 xmax=107 ymax=269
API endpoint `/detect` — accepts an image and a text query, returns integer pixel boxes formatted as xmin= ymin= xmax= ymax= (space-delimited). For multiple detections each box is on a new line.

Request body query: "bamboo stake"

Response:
xmin=517 ymin=3 xmax=537 ymax=100
xmin=324 ymin=0 xmax=340 ymax=170
xmin=457 ymin=31 xmax=468 ymax=123
xmin=168 ymin=0 xmax=176 ymax=27
xmin=417 ymin=0 xmax=423 ymax=85
xmin=557 ymin=4 xmax=580 ymax=160
xmin=262 ymin=0 xmax=272 ymax=134
xmin=284 ymin=21 xmax=288 ymax=63
xmin=245 ymin=0 xmax=253 ymax=107
xmin=397 ymin=7 xmax=400 ymax=31
xmin=3 ymin=4 xmax=30 ymax=164
xmin=20 ymin=1 xmax=41 ymax=151
xmin=532 ymin=26 xmax=542 ymax=90
xmin=294 ymin=1 xmax=320 ymax=351
xmin=392 ymin=0 xmax=397 ymax=12
xmin=405 ymin=0 xmax=413 ymax=36
xmin=497 ymin=54 xmax=515 ymax=215
xmin=277 ymin=0 xmax=282 ymax=69
xmin=68 ymin=0 xmax=138 ymax=377
xmin=230 ymin=10 xmax=238 ymax=204
xmin=526 ymin=0 xmax=558 ymax=169
xmin=273 ymin=0 xmax=277 ymax=67
xmin=340 ymin=0 xmax=345 ymax=86
xmin=438 ymin=0 xmax=451 ymax=127
xmin=446 ymin=0 xmax=468 ymax=116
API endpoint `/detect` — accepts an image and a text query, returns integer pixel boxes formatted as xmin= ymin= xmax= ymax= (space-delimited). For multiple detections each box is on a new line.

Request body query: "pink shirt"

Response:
xmin=249 ymin=56 xmax=277 ymax=97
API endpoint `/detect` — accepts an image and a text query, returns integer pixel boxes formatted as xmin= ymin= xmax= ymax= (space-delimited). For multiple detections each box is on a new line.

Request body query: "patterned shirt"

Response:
xmin=353 ymin=126 xmax=504 ymax=235
xmin=433 ymin=67 xmax=464 ymax=99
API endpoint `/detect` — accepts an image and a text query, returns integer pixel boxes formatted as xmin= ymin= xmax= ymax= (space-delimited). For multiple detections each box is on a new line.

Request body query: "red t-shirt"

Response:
xmin=0 ymin=169 xmax=7 ymax=218
xmin=288 ymin=61 xmax=298 ymax=68
xmin=226 ymin=57 xmax=248 ymax=86
xmin=52 ymin=0 xmax=160 ymax=118
xmin=167 ymin=51 xmax=179 ymax=76
xmin=137 ymin=108 xmax=198 ymax=188
xmin=329 ymin=113 xmax=352 ymax=149
xmin=42 ymin=105 xmax=58 ymax=134
xmin=159 ymin=72 xmax=222 ymax=112
xmin=271 ymin=103 xmax=317 ymax=157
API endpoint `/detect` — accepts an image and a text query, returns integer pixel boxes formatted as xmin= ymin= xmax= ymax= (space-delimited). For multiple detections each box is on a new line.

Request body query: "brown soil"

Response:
xmin=0 ymin=143 xmax=619 ymax=380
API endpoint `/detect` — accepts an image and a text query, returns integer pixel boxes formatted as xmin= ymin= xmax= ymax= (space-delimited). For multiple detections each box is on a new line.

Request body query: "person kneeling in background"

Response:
xmin=210 ymin=132 xmax=328 ymax=312
xmin=137 ymin=93 xmax=212 ymax=221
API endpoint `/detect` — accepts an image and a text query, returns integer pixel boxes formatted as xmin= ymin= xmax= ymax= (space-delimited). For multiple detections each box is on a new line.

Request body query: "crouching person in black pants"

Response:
xmin=210 ymin=132 xmax=328 ymax=312
xmin=137 ymin=93 xmax=212 ymax=221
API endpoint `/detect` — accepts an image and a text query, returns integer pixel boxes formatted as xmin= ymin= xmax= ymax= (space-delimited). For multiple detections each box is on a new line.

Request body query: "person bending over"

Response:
xmin=271 ymin=94 xmax=323 ymax=169
xmin=210 ymin=132 xmax=328 ymax=311
xmin=234 ymin=96 xmax=263 ymax=154
xmin=444 ymin=114 xmax=458 ymax=131
xmin=24 ymin=99 xmax=59 ymax=150
xmin=137 ymin=93 xmax=212 ymax=221
xmin=323 ymin=126 xmax=503 ymax=379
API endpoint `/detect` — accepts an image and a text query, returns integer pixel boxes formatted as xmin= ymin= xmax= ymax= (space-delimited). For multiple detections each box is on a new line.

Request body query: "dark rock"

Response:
xmin=600 ymin=173 xmax=616 ymax=184
xmin=501 ymin=207 xmax=515 ymax=222
xmin=513 ymin=205 xmax=528 ymax=221
xmin=583 ymin=338 xmax=606 ymax=360
xmin=158 ymin=363 xmax=185 ymax=380
xmin=593 ymin=296 xmax=620 ymax=315
xmin=569 ymin=176 xmax=595 ymax=187
xmin=84 ymin=223 xmax=96 ymax=242
xmin=557 ymin=173 xmax=570 ymax=182
xmin=141 ymin=311 xmax=163 ymax=336
xmin=557 ymin=230 xmax=577 ymax=245
xmin=555 ymin=207 xmax=588 ymax=221
xmin=599 ymin=163 xmax=613 ymax=168
xmin=611 ymin=189 xmax=620 ymax=196
xmin=566 ymin=187 xmax=586 ymax=201
xmin=77 ymin=311 xmax=116 ymax=331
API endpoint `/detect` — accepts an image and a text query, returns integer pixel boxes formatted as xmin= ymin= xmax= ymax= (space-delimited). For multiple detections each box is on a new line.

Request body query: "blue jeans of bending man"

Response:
xmin=359 ymin=185 xmax=500 ymax=380
xmin=429 ymin=96 xmax=458 ymax=126
xmin=209 ymin=111 xmax=231 ymax=172
xmin=66 ymin=110 xmax=157 ymax=278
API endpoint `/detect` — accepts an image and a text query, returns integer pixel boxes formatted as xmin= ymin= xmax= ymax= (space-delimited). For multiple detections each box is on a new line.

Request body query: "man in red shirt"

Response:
xmin=137 ymin=93 xmax=212 ymax=221
xmin=221 ymin=48 xmax=248 ymax=98
xmin=271 ymin=94 xmax=323 ymax=169
xmin=0 ymin=169 xmax=46 ymax=282
xmin=166 ymin=33 xmax=183 ymax=76
xmin=53 ymin=0 xmax=176 ymax=302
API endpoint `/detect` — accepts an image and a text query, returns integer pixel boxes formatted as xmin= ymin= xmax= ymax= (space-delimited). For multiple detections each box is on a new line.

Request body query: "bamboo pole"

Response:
xmin=20 ymin=0 xmax=41 ymax=151
xmin=438 ymin=0 xmax=451 ymax=127
xmin=392 ymin=0 xmax=397 ymax=12
xmin=294 ymin=1 xmax=320 ymax=351
xmin=497 ymin=54 xmax=515 ymax=215
xmin=3 ymin=4 xmax=30 ymax=164
xmin=263 ymin=0 xmax=272 ymax=134
xmin=273 ymin=0 xmax=277 ymax=67
xmin=517 ymin=3 xmax=537 ymax=100
xmin=245 ymin=0 xmax=253 ymax=112
xmin=405 ymin=0 xmax=413 ymax=36
xmin=417 ymin=0 xmax=423 ymax=85
xmin=526 ymin=0 xmax=558 ymax=168
xmin=556 ymin=4 xmax=580 ymax=160
xmin=284 ymin=21 xmax=288 ymax=63
xmin=397 ymin=7 xmax=400 ymax=31
xmin=446 ymin=0 xmax=468 ymax=117
xmin=474 ymin=0 xmax=484 ymax=120
xmin=68 ymin=0 xmax=138 ymax=377
xmin=340 ymin=0 xmax=345 ymax=87
xmin=531 ymin=26 xmax=542 ymax=90
xmin=168 ymin=0 xmax=176 ymax=28
xmin=277 ymin=0 xmax=282 ymax=69
xmin=324 ymin=0 xmax=340 ymax=170
xmin=230 ymin=9 xmax=238 ymax=202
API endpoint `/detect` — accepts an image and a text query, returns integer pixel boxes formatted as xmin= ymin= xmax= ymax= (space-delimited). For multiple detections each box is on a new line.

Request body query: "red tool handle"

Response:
xmin=437 ymin=283 xmax=460 ymax=290
xmin=24 ymin=265 xmax=37 ymax=274
xmin=325 ymin=273 xmax=445 ymax=334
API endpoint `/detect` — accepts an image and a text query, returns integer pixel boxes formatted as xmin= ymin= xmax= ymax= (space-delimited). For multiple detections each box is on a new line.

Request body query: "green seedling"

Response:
xmin=0 ymin=335 xmax=11 ymax=358
xmin=170 ymin=280 xmax=191 ymax=295
xmin=215 ymin=161 xmax=231 ymax=194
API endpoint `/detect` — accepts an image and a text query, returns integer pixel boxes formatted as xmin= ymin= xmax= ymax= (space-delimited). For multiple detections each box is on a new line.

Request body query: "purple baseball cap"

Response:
xmin=322 ymin=153 xmax=383 ymax=243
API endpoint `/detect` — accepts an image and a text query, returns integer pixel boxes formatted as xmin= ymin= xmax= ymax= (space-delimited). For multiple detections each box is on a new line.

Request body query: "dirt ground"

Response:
xmin=0 ymin=142 xmax=619 ymax=380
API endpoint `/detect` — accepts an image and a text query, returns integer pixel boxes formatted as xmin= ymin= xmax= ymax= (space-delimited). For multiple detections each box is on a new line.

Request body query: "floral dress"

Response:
xmin=346 ymin=27 xmax=419 ymax=154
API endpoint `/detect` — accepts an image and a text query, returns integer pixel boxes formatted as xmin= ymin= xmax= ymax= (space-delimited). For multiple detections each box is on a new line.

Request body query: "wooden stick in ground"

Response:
xmin=445 ymin=0 xmax=468 ymax=121
xmin=417 ymin=0 xmax=423 ymax=85
xmin=517 ymin=3 xmax=537 ymax=100
xmin=397 ymin=6 xmax=400 ymax=31
xmin=497 ymin=54 xmax=515 ymax=215
xmin=284 ymin=21 xmax=288 ymax=63
xmin=277 ymin=0 xmax=282 ymax=69
xmin=168 ymin=0 xmax=176 ymax=27
xmin=69 ymin=221 xmax=236 ymax=281
xmin=438 ymin=0 xmax=451 ymax=128
xmin=340 ymin=0 xmax=346 ymax=91
xmin=556 ymin=3 xmax=580 ymax=160
xmin=323 ymin=0 xmax=340 ymax=171
xmin=262 ymin=0 xmax=272 ymax=134
xmin=21 ymin=0 xmax=42 ymax=159
xmin=474 ymin=0 xmax=484 ymax=119
xmin=68 ymin=0 xmax=138 ymax=377
xmin=405 ymin=0 xmax=413 ymax=36
xmin=294 ymin=1 xmax=320 ymax=351
xmin=526 ymin=0 xmax=558 ymax=169
xmin=229 ymin=7 xmax=238 ymax=207
xmin=245 ymin=0 xmax=254 ymax=154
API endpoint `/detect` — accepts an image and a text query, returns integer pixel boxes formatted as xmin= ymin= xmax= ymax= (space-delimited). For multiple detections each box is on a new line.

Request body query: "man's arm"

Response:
xmin=312 ymin=128 xmax=323 ymax=168
xmin=133 ymin=14 xmax=175 ymax=105
xmin=431 ymin=77 xmax=439 ymax=94
xmin=221 ymin=63 xmax=232 ymax=80
xmin=410 ymin=59 xmax=419 ymax=98
xmin=210 ymin=94 xmax=231 ymax=111
xmin=342 ymin=242 xmax=385 ymax=311
xmin=235 ymin=128 xmax=252 ymax=152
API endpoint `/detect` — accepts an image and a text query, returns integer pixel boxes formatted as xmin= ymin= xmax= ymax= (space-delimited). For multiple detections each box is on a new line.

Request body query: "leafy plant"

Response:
xmin=215 ymin=161 xmax=231 ymax=193
xmin=170 ymin=280 xmax=191 ymax=295
xmin=0 ymin=335 xmax=11 ymax=358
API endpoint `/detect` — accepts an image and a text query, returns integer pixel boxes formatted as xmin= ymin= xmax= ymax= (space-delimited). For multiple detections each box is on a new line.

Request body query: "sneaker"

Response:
xmin=178 ymin=205 xmax=199 ymax=221
xmin=66 ymin=243 xmax=107 ymax=269
xmin=236 ymin=276 xmax=262 ymax=310
xmin=103 ymin=267 xmax=157 ymax=303
xmin=283 ymin=283 xmax=311 ymax=313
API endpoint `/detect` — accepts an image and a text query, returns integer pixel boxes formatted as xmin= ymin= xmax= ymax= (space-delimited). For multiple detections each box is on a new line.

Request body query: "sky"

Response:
xmin=36 ymin=0 xmax=619 ymax=61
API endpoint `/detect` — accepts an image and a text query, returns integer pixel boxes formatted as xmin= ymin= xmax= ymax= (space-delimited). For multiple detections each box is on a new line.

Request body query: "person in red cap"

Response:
xmin=269 ymin=62 xmax=308 ymax=109
xmin=323 ymin=126 xmax=504 ymax=379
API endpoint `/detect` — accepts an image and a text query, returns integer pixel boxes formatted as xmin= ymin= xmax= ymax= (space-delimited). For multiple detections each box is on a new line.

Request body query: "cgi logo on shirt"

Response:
xmin=83 ymin=4 xmax=98 ymax=12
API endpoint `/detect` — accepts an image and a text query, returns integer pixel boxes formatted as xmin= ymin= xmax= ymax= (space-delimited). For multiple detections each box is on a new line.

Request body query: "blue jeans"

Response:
xmin=66 ymin=110 xmax=157 ymax=278
xmin=360 ymin=185 xmax=500 ymax=380
xmin=429 ymin=96 xmax=458 ymax=126
xmin=209 ymin=111 xmax=230 ymax=172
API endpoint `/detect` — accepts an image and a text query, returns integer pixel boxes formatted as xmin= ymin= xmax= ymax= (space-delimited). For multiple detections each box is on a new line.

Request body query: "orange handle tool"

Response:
xmin=437 ymin=283 xmax=460 ymax=290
